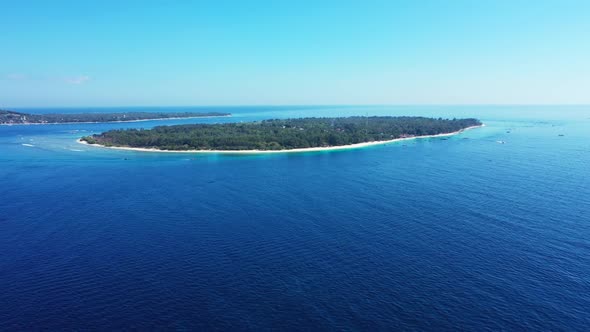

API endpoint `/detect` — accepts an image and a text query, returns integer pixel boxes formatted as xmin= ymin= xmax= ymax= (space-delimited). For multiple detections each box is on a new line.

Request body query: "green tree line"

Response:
xmin=82 ymin=116 xmax=481 ymax=150
xmin=0 ymin=110 xmax=229 ymax=124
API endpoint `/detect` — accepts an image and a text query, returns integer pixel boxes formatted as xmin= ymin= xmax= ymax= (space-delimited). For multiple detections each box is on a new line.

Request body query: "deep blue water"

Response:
xmin=1 ymin=105 xmax=589 ymax=330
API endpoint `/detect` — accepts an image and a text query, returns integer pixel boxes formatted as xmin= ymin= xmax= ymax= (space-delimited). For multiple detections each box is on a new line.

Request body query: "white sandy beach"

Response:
xmin=78 ymin=124 xmax=484 ymax=154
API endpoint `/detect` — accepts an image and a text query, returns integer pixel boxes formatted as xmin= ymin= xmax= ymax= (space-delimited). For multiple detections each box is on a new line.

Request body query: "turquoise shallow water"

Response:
xmin=1 ymin=105 xmax=589 ymax=330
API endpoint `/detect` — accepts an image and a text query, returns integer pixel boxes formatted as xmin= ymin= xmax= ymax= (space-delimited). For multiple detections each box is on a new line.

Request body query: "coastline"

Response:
xmin=0 ymin=114 xmax=232 ymax=126
xmin=77 ymin=124 xmax=484 ymax=154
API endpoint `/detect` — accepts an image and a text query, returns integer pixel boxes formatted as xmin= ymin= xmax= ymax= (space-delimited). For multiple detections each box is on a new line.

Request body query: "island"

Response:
xmin=80 ymin=116 xmax=482 ymax=153
xmin=0 ymin=109 xmax=230 ymax=125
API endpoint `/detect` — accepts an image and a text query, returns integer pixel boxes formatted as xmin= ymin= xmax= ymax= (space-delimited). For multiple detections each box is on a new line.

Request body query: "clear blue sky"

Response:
xmin=1 ymin=0 xmax=589 ymax=107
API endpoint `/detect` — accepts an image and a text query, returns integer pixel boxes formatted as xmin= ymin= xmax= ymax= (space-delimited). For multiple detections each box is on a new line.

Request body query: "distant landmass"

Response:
xmin=0 ymin=109 xmax=230 ymax=125
xmin=81 ymin=116 xmax=482 ymax=152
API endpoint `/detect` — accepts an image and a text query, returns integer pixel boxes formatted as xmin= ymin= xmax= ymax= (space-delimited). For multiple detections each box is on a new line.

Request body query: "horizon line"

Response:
xmin=6 ymin=103 xmax=590 ymax=109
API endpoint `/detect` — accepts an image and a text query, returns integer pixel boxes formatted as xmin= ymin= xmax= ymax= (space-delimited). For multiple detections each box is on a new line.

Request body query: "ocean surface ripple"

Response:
xmin=1 ymin=105 xmax=589 ymax=330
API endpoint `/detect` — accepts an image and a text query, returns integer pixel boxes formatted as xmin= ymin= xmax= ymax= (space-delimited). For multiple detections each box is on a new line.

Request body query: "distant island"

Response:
xmin=80 ymin=116 xmax=482 ymax=153
xmin=0 ymin=109 xmax=230 ymax=125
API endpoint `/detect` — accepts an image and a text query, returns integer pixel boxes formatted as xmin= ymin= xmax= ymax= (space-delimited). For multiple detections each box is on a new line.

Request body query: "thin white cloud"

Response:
xmin=4 ymin=73 xmax=28 ymax=81
xmin=65 ymin=75 xmax=91 ymax=85
xmin=3 ymin=74 xmax=92 ymax=85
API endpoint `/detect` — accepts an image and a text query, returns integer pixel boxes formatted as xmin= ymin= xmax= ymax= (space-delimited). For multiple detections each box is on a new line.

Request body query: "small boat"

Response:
xmin=558 ymin=134 xmax=565 ymax=137
xmin=496 ymin=140 xmax=506 ymax=144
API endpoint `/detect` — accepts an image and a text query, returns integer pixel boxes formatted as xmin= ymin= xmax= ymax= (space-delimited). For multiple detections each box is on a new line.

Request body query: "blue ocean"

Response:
xmin=1 ymin=105 xmax=589 ymax=330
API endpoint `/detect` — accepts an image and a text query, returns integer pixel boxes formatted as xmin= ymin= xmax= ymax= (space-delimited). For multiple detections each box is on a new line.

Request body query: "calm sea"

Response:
xmin=1 ymin=105 xmax=589 ymax=330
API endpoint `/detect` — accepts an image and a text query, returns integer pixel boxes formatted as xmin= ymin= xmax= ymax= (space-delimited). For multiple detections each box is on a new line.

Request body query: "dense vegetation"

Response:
xmin=81 ymin=116 xmax=481 ymax=151
xmin=0 ymin=109 xmax=230 ymax=124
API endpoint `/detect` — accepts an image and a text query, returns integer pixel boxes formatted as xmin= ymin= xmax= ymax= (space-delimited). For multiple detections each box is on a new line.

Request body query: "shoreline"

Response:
xmin=77 ymin=124 xmax=484 ymax=154
xmin=0 ymin=114 xmax=232 ymax=126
